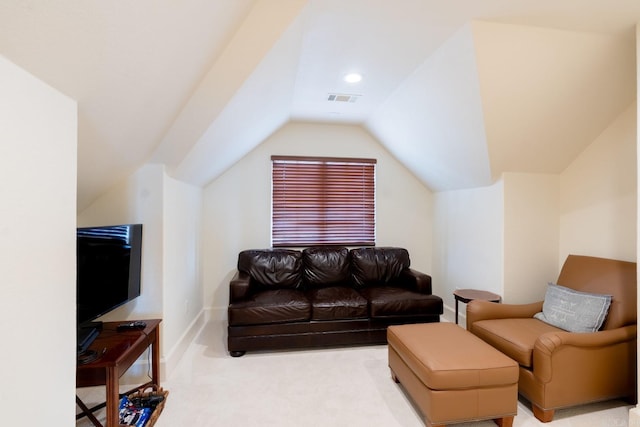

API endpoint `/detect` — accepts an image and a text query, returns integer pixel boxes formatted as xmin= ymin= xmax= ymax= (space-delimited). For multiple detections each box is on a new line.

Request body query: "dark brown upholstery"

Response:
xmin=228 ymin=246 xmax=443 ymax=356
xmin=351 ymin=247 xmax=410 ymax=287
xmin=227 ymin=289 xmax=310 ymax=326
xmin=303 ymin=246 xmax=351 ymax=287
xmin=237 ymin=249 xmax=303 ymax=289
xmin=308 ymin=287 xmax=368 ymax=320
xmin=467 ymin=255 xmax=637 ymax=422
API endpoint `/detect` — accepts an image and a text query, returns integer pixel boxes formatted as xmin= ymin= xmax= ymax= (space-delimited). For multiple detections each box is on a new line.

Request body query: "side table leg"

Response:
xmin=151 ymin=327 xmax=160 ymax=385
xmin=106 ymin=368 xmax=119 ymax=427
xmin=455 ymin=299 xmax=459 ymax=324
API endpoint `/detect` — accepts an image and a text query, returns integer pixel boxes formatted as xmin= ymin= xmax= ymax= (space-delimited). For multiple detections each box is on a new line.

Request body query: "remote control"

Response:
xmin=117 ymin=321 xmax=147 ymax=331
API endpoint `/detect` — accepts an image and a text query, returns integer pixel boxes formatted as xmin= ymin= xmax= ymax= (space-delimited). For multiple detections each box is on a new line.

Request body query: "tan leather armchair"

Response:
xmin=467 ymin=255 xmax=637 ymax=422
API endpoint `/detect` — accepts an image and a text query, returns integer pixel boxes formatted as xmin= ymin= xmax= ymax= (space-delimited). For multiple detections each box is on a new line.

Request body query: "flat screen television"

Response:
xmin=76 ymin=223 xmax=143 ymax=354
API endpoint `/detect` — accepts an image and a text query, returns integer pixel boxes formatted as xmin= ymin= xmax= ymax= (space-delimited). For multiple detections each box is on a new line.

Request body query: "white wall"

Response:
xmin=202 ymin=121 xmax=434 ymax=317
xmin=78 ymin=164 xmax=204 ymax=376
xmin=434 ymin=104 xmax=636 ymax=323
xmin=0 ymin=55 xmax=77 ymax=425
xmin=78 ymin=165 xmax=166 ymax=322
xmin=162 ymin=176 xmax=203 ymax=372
xmin=559 ymin=102 xmax=637 ymax=263
xmin=503 ymin=173 xmax=559 ymax=303
xmin=367 ymin=23 xmax=492 ymax=192
xmin=432 ymin=181 xmax=504 ymax=317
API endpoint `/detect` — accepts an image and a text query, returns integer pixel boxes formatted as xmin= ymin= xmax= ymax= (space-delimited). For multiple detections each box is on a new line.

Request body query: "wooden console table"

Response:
xmin=76 ymin=319 xmax=162 ymax=427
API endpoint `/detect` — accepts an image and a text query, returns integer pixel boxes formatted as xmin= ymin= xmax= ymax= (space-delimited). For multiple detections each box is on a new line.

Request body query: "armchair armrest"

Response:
xmin=533 ymin=324 xmax=637 ymax=383
xmin=399 ymin=268 xmax=432 ymax=294
xmin=466 ymin=300 xmax=543 ymax=332
xmin=229 ymin=271 xmax=252 ymax=303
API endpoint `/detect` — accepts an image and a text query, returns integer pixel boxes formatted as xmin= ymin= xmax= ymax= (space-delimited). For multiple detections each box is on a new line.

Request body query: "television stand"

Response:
xmin=76 ymin=319 xmax=162 ymax=427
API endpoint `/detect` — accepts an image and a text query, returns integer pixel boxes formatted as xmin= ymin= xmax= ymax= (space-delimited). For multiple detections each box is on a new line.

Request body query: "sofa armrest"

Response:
xmin=466 ymin=300 xmax=543 ymax=332
xmin=229 ymin=271 xmax=252 ymax=303
xmin=533 ymin=324 xmax=637 ymax=383
xmin=399 ymin=268 xmax=432 ymax=294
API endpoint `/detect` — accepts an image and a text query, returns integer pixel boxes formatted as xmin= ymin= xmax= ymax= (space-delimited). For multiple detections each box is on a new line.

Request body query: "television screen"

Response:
xmin=76 ymin=224 xmax=143 ymax=327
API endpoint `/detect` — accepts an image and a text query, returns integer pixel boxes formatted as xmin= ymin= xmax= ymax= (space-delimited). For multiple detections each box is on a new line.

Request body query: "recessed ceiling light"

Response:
xmin=344 ymin=73 xmax=362 ymax=83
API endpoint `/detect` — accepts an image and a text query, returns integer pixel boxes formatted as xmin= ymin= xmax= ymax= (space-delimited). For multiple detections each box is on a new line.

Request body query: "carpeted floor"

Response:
xmin=76 ymin=319 xmax=633 ymax=426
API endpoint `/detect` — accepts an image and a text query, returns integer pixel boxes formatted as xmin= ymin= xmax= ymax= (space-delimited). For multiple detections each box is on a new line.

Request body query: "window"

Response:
xmin=271 ymin=156 xmax=376 ymax=247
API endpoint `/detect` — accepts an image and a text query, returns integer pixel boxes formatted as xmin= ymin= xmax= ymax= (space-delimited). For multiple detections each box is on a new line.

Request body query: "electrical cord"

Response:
xmin=77 ymin=347 xmax=106 ymax=365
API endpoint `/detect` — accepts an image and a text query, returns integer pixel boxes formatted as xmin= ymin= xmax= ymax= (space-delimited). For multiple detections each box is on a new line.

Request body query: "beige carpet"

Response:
xmin=77 ymin=319 xmax=632 ymax=426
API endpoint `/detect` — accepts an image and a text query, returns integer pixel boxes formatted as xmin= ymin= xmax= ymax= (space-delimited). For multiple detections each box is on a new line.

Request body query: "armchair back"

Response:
xmin=557 ymin=255 xmax=636 ymax=330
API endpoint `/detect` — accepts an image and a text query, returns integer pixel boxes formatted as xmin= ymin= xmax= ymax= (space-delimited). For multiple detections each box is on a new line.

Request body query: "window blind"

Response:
xmin=271 ymin=156 xmax=376 ymax=247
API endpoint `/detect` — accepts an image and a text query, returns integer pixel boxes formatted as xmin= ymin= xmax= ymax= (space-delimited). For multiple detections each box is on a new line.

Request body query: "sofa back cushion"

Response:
xmin=302 ymin=247 xmax=351 ymax=288
xmin=557 ymin=255 xmax=636 ymax=330
xmin=237 ymin=249 xmax=302 ymax=290
xmin=351 ymin=247 xmax=410 ymax=287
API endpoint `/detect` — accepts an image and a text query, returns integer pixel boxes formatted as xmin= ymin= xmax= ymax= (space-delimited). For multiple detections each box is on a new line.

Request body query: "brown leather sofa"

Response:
xmin=227 ymin=246 xmax=443 ymax=357
xmin=467 ymin=255 xmax=637 ymax=422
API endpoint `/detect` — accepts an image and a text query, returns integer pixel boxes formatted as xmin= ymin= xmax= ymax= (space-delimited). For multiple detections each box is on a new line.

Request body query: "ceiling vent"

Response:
xmin=327 ymin=93 xmax=360 ymax=103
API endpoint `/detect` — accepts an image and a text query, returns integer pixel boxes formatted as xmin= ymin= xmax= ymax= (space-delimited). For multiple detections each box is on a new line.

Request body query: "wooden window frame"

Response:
xmin=271 ymin=155 xmax=376 ymax=247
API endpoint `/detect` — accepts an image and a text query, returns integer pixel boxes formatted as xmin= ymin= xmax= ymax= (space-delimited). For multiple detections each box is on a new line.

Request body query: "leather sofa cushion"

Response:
xmin=238 ymin=249 xmax=302 ymax=289
xmin=351 ymin=247 xmax=410 ymax=287
xmin=228 ymin=289 xmax=310 ymax=325
xmin=303 ymin=247 xmax=351 ymax=288
xmin=472 ymin=317 xmax=563 ymax=367
xmin=307 ymin=286 xmax=368 ymax=321
xmin=360 ymin=287 xmax=442 ymax=318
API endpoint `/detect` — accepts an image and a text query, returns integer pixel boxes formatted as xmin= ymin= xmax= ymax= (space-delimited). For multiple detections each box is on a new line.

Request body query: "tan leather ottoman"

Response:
xmin=388 ymin=323 xmax=518 ymax=427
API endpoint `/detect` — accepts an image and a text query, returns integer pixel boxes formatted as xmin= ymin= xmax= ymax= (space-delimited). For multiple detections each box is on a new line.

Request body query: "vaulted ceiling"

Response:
xmin=1 ymin=0 xmax=638 ymax=211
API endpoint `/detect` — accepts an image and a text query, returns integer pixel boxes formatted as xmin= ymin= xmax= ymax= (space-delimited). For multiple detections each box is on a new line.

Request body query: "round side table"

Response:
xmin=453 ymin=289 xmax=501 ymax=325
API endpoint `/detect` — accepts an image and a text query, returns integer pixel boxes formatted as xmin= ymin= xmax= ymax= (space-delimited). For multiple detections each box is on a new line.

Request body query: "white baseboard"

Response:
xmin=163 ymin=310 xmax=207 ymax=377
xmin=630 ymin=407 xmax=640 ymax=426
xmin=119 ymin=309 xmax=209 ymax=386
xmin=204 ymin=306 xmax=227 ymax=322
xmin=442 ymin=303 xmax=458 ymax=325
xmin=443 ymin=302 xmax=473 ymax=329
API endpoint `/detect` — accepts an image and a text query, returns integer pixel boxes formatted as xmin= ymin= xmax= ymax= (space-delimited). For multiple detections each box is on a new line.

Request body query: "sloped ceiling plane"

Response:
xmin=0 ymin=0 xmax=637 ymax=211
